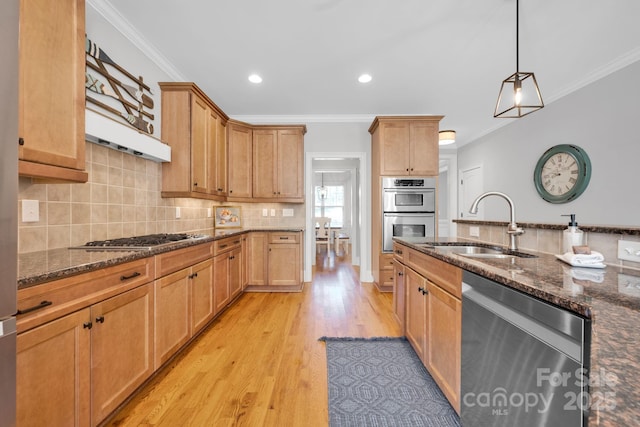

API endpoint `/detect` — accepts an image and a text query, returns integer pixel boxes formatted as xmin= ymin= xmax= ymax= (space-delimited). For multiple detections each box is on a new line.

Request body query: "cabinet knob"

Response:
xmin=95 ymin=316 xmax=105 ymax=323
xmin=398 ymin=271 xmax=403 ymax=276
xmin=406 ymin=168 xmax=409 ymax=172
xmin=229 ymin=190 xmax=233 ymax=194
xmin=18 ymin=137 xmax=24 ymax=146
xmin=194 ymin=182 xmax=198 ymax=187
xmin=83 ymin=322 xmax=93 ymax=329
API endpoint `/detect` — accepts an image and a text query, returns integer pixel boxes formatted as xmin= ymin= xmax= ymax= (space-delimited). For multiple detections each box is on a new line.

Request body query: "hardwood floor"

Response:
xmin=105 ymin=252 xmax=401 ymax=426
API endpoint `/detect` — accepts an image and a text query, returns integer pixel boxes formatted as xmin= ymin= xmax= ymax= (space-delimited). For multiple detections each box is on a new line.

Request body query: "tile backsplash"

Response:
xmin=456 ymin=222 xmax=640 ymax=269
xmin=18 ymin=143 xmax=305 ymax=253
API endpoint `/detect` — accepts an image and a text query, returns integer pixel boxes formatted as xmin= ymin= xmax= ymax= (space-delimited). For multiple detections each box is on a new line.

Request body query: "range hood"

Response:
xmin=85 ymin=108 xmax=171 ymax=162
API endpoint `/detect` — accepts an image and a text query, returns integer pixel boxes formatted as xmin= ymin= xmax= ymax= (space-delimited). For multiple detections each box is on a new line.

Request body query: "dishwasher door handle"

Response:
xmin=463 ymin=283 xmax=582 ymax=363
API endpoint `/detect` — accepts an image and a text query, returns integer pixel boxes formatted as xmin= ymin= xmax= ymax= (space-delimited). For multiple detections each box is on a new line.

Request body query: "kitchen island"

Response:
xmin=394 ymin=237 xmax=640 ymax=427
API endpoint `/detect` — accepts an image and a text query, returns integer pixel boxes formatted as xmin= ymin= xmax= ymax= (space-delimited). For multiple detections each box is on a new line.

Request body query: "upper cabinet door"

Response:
xmin=18 ymin=0 xmax=86 ymax=179
xmin=409 ymin=121 xmax=439 ymax=176
xmin=191 ymin=95 xmax=210 ymax=194
xmin=228 ymin=123 xmax=253 ymax=198
xmin=380 ymin=122 xmax=411 ymax=176
xmin=253 ymin=130 xmax=277 ymax=198
xmin=276 ymin=129 xmax=303 ymax=199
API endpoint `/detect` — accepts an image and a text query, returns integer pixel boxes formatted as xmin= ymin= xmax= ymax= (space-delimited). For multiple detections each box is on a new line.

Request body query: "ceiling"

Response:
xmin=100 ymin=0 xmax=640 ymax=148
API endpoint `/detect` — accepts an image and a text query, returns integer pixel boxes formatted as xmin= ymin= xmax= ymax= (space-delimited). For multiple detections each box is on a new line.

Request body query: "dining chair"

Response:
xmin=314 ymin=217 xmax=332 ymax=253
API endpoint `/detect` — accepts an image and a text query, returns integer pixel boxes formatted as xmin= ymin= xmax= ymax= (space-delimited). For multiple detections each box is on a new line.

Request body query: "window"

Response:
xmin=315 ymin=185 xmax=344 ymax=228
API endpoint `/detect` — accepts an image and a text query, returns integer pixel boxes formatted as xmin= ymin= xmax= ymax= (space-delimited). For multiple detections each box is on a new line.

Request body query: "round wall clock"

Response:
xmin=533 ymin=144 xmax=592 ymax=204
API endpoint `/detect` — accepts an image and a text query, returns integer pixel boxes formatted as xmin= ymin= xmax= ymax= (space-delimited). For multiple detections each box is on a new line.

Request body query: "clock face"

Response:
xmin=534 ymin=144 xmax=591 ymax=204
xmin=540 ymin=152 xmax=580 ymax=196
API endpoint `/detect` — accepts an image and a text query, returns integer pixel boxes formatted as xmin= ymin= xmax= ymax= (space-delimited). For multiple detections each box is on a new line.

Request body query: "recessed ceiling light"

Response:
xmin=358 ymin=74 xmax=372 ymax=83
xmin=248 ymin=74 xmax=262 ymax=84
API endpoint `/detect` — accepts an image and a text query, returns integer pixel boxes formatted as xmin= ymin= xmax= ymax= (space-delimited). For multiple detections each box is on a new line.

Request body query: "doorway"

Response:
xmin=305 ymin=152 xmax=369 ymax=283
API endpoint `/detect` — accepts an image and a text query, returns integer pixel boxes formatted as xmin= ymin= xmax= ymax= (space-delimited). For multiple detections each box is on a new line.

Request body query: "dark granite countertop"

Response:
xmin=394 ymin=237 xmax=640 ymax=426
xmin=454 ymin=219 xmax=640 ymax=235
xmin=18 ymin=228 xmax=304 ymax=289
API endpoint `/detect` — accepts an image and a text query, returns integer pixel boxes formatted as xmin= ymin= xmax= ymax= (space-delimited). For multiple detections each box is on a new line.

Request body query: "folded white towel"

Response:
xmin=563 ymin=251 xmax=605 ymax=265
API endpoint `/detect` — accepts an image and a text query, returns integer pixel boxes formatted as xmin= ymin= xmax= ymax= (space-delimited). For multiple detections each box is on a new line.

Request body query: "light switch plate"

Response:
xmin=470 ymin=226 xmax=480 ymax=237
xmin=262 ymin=208 xmax=268 ymax=217
xmin=22 ymin=199 xmax=39 ymax=223
xmin=282 ymin=209 xmax=294 ymax=217
xmin=207 ymin=208 xmax=212 ymax=218
xmin=175 ymin=207 xmax=181 ymax=219
xmin=270 ymin=209 xmax=276 ymax=217
xmin=618 ymin=240 xmax=640 ymax=262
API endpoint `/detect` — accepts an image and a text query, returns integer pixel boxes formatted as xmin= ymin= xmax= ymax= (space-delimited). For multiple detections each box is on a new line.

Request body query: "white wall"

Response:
xmin=457 ymin=60 xmax=640 ymax=226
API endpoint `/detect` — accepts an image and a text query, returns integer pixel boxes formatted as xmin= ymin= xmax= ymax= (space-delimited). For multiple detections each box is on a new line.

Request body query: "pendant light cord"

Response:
xmin=516 ymin=0 xmax=519 ymax=73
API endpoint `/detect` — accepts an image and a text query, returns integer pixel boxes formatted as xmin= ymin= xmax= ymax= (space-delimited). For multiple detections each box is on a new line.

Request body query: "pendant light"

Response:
xmin=494 ymin=0 xmax=544 ymax=118
xmin=317 ymin=172 xmax=328 ymax=200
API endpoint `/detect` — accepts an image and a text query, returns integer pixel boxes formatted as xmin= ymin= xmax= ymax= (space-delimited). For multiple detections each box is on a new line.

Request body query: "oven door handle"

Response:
xmin=383 ymin=189 xmax=434 ymax=194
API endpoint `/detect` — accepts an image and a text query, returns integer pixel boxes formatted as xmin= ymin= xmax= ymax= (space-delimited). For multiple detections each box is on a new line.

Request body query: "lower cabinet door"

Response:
xmin=154 ymin=268 xmax=191 ymax=369
xmin=427 ymin=281 xmax=461 ymax=412
xmin=392 ymin=259 xmax=406 ymax=331
xmin=405 ymin=267 xmax=428 ymax=363
xmin=91 ymin=283 xmax=154 ymax=426
xmin=191 ymin=259 xmax=214 ymax=333
xmin=268 ymin=243 xmax=300 ymax=285
xmin=213 ymin=253 xmax=230 ymax=314
xmin=17 ymin=308 xmax=91 ymax=427
xmin=228 ymin=247 xmax=242 ymax=299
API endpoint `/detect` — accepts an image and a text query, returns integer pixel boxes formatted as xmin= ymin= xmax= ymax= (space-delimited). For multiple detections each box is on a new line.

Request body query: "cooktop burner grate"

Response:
xmin=70 ymin=233 xmax=206 ymax=251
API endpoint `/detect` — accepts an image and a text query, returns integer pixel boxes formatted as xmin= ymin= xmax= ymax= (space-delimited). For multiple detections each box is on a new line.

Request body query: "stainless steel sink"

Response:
xmin=421 ymin=244 xmax=537 ymax=259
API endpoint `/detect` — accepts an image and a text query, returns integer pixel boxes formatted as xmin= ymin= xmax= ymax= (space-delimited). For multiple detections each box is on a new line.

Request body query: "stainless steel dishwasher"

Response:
xmin=461 ymin=271 xmax=591 ymax=427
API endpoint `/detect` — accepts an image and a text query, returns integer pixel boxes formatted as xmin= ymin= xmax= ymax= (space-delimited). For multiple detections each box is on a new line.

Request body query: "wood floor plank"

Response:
xmin=105 ymin=254 xmax=401 ymax=426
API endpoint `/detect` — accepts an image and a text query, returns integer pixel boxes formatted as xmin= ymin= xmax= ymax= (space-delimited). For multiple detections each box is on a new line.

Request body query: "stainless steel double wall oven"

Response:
xmin=382 ymin=177 xmax=436 ymax=252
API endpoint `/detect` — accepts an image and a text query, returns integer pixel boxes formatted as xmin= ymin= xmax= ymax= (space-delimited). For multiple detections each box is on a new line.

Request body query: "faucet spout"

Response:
xmin=469 ymin=191 xmax=524 ymax=251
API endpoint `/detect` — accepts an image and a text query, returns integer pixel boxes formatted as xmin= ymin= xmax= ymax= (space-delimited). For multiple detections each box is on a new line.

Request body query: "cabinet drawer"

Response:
xmin=156 ymin=242 xmax=213 ymax=277
xmin=17 ymin=257 xmax=154 ymax=333
xmin=214 ymin=236 xmax=242 ymax=255
xmin=379 ymin=269 xmax=395 ymax=286
xmin=379 ymin=253 xmax=394 ymax=270
xmin=393 ymin=243 xmax=406 ymax=263
xmin=269 ymin=232 xmax=299 ymax=244
xmin=406 ymin=249 xmax=461 ymax=298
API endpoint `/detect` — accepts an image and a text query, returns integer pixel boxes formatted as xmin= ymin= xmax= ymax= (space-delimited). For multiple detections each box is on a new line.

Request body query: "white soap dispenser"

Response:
xmin=562 ymin=214 xmax=584 ymax=254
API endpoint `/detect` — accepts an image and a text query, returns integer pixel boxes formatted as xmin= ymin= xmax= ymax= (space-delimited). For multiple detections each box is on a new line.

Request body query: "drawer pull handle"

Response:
xmin=95 ymin=316 xmax=105 ymax=323
xmin=83 ymin=322 xmax=93 ymax=329
xmin=279 ymin=237 xmax=289 ymax=240
xmin=233 ymin=240 xmax=241 ymax=244
xmin=189 ymin=272 xmax=199 ymax=279
xmin=219 ymin=244 xmax=228 ymax=249
xmin=16 ymin=300 xmax=52 ymax=315
xmin=120 ymin=272 xmax=141 ymax=281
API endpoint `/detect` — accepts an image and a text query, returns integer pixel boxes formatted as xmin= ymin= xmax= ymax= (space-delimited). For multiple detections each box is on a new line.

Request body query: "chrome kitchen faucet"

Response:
xmin=469 ymin=191 xmax=524 ymax=251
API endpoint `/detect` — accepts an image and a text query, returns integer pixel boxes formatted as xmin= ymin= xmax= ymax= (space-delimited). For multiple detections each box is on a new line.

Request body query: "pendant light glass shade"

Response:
xmin=317 ymin=173 xmax=328 ymax=199
xmin=494 ymin=0 xmax=544 ymax=118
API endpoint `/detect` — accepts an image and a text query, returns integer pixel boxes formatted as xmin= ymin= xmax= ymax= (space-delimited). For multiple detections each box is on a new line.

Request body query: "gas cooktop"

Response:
xmin=70 ymin=233 xmax=208 ymax=251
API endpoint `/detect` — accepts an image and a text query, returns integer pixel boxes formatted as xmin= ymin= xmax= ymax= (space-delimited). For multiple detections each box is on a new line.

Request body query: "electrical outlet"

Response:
xmin=262 ymin=208 xmax=268 ymax=217
xmin=22 ymin=200 xmax=39 ymax=223
xmin=618 ymin=240 xmax=640 ymax=262
xmin=470 ymin=226 xmax=480 ymax=237
xmin=282 ymin=209 xmax=294 ymax=217
xmin=175 ymin=207 xmax=181 ymax=219
xmin=270 ymin=209 xmax=276 ymax=217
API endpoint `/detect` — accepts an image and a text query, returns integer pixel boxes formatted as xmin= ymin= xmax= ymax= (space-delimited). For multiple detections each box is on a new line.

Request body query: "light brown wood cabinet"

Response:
xmin=247 ymin=231 xmax=302 ymax=288
xmin=90 ymin=283 xmax=154 ymax=425
xmin=394 ymin=243 xmax=462 ymax=413
xmin=17 ymin=308 xmax=91 ymax=426
xmin=369 ymin=115 xmax=442 ymax=291
xmin=227 ymin=121 xmax=253 ymax=200
xmin=154 ymin=243 xmax=214 ymax=368
xmin=392 ymin=259 xmax=405 ymax=333
xmin=369 ymin=116 xmax=442 ymax=176
xmin=213 ymin=236 xmax=243 ymax=314
xmin=18 ymin=0 xmax=87 ymax=182
xmin=253 ymin=127 xmax=305 ymax=202
xmin=159 ymin=82 xmax=228 ymax=201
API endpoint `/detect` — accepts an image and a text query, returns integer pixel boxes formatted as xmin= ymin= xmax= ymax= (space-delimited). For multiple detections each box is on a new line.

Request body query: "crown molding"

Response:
xmin=229 ymin=114 xmax=377 ymax=124
xmin=87 ymin=0 xmax=188 ymax=81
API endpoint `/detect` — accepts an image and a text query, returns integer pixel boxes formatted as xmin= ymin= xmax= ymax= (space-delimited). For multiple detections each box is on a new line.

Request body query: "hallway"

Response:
xmin=106 ymin=254 xmax=401 ymax=426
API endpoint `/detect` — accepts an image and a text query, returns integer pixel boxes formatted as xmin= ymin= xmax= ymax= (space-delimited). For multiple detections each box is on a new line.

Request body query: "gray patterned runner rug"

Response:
xmin=319 ymin=337 xmax=461 ymax=427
